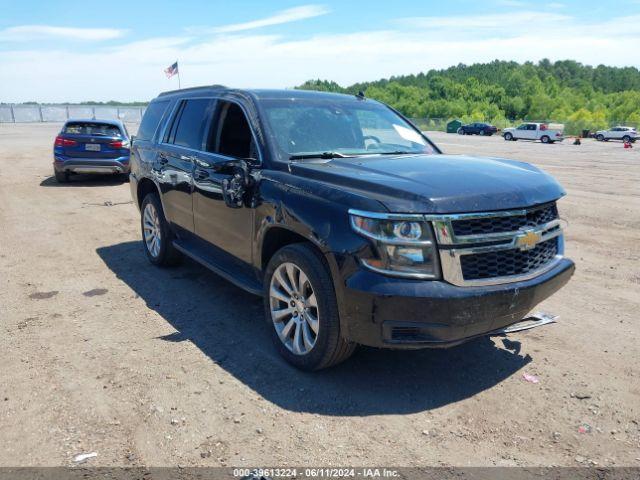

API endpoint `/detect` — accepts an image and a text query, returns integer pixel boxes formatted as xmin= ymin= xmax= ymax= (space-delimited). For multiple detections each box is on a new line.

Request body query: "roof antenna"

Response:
xmin=356 ymin=90 xmax=366 ymax=100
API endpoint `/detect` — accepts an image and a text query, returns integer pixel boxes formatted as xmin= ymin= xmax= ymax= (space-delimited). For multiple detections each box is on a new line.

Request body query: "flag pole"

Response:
xmin=177 ymin=60 xmax=181 ymax=89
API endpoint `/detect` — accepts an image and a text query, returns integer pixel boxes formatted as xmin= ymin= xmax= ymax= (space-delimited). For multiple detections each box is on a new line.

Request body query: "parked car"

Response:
xmin=53 ymin=119 xmax=130 ymax=182
xmin=594 ymin=126 xmax=638 ymax=143
xmin=457 ymin=122 xmax=498 ymax=136
xmin=130 ymin=86 xmax=574 ymax=370
xmin=502 ymin=123 xmax=564 ymax=143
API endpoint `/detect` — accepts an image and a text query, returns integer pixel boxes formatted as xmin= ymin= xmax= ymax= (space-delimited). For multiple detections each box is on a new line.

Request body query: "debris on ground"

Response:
xmin=570 ymin=392 xmax=592 ymax=400
xmin=578 ymin=424 xmax=592 ymax=434
xmin=83 ymin=200 xmax=133 ymax=208
xmin=522 ymin=373 xmax=540 ymax=384
xmin=73 ymin=452 xmax=97 ymax=463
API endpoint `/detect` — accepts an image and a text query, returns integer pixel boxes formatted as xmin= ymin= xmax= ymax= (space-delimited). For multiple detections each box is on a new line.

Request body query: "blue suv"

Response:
xmin=53 ymin=119 xmax=130 ymax=182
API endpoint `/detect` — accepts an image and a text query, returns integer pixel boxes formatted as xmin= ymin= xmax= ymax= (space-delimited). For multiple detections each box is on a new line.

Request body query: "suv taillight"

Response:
xmin=109 ymin=140 xmax=129 ymax=149
xmin=54 ymin=136 xmax=77 ymax=147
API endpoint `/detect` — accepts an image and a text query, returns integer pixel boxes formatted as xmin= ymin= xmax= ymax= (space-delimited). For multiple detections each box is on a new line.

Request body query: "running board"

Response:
xmin=172 ymin=240 xmax=263 ymax=296
xmin=490 ymin=311 xmax=558 ymax=335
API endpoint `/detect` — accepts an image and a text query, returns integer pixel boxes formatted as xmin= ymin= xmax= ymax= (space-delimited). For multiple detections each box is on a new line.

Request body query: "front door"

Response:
xmin=192 ymin=100 xmax=258 ymax=265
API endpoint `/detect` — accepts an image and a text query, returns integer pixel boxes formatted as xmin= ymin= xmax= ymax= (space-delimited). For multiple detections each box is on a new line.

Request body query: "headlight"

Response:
xmin=349 ymin=211 xmax=440 ymax=279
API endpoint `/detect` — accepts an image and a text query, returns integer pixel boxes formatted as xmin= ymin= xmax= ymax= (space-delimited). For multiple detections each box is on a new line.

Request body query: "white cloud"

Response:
xmin=1 ymin=12 xmax=640 ymax=102
xmin=210 ymin=5 xmax=329 ymax=33
xmin=0 ymin=25 xmax=125 ymax=41
xmin=495 ymin=0 xmax=527 ymax=7
xmin=398 ymin=11 xmax=570 ymax=31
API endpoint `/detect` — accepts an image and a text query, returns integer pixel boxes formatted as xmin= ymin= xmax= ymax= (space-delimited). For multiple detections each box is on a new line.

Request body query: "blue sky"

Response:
xmin=1 ymin=0 xmax=639 ymax=102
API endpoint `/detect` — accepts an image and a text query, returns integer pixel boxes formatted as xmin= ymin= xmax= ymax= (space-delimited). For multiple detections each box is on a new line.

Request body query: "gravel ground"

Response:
xmin=0 ymin=123 xmax=639 ymax=468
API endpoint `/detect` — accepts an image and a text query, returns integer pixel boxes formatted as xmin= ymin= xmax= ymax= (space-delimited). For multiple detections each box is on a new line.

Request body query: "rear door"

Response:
xmin=612 ymin=127 xmax=624 ymax=140
xmin=524 ymin=124 xmax=538 ymax=140
xmin=154 ymin=98 xmax=215 ymax=232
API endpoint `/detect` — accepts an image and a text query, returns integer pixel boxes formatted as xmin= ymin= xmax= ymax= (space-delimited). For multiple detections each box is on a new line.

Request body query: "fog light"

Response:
xmin=386 ymin=246 xmax=424 ymax=265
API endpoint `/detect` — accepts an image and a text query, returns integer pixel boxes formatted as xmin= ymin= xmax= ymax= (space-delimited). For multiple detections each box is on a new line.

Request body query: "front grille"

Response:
xmin=452 ymin=203 xmax=558 ymax=236
xmin=460 ymin=237 xmax=559 ymax=280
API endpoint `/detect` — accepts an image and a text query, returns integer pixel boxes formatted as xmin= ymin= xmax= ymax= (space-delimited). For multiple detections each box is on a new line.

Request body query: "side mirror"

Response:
xmin=219 ymin=158 xmax=258 ymax=209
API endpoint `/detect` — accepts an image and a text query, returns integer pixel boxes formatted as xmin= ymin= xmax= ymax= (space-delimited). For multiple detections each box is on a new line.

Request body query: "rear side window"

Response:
xmin=64 ymin=122 xmax=121 ymax=137
xmin=170 ymin=99 xmax=215 ymax=150
xmin=137 ymin=100 xmax=169 ymax=141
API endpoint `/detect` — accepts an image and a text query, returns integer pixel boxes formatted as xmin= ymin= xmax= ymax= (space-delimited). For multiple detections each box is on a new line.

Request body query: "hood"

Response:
xmin=289 ymin=154 xmax=565 ymax=213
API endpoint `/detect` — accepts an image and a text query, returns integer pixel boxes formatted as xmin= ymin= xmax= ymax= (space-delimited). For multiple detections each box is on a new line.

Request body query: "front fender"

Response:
xmin=253 ymin=172 xmax=384 ymax=339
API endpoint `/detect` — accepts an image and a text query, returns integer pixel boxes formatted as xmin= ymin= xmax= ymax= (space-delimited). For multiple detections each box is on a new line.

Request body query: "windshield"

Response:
xmin=259 ymin=97 xmax=436 ymax=159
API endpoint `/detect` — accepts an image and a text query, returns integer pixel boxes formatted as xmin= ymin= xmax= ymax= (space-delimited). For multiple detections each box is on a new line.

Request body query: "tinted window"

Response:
xmin=172 ymin=99 xmax=214 ymax=150
xmin=209 ymin=101 xmax=255 ymax=159
xmin=64 ymin=122 xmax=122 ymax=137
xmin=137 ymin=100 xmax=169 ymax=141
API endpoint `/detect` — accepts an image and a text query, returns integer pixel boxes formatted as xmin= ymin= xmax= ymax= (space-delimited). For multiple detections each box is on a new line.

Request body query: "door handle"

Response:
xmin=158 ymin=152 xmax=169 ymax=164
xmin=180 ymin=155 xmax=196 ymax=162
xmin=193 ymin=157 xmax=213 ymax=168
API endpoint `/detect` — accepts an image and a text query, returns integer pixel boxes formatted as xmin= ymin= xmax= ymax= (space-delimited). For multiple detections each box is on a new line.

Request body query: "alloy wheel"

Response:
xmin=143 ymin=202 xmax=161 ymax=258
xmin=269 ymin=262 xmax=319 ymax=355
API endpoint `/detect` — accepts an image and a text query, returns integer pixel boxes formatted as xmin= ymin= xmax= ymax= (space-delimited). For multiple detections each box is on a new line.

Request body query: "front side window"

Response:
xmin=259 ymin=98 xmax=435 ymax=159
xmin=207 ymin=101 xmax=256 ymax=159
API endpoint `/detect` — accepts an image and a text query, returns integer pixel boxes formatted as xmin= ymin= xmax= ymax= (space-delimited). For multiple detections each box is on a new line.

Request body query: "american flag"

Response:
xmin=164 ymin=61 xmax=179 ymax=78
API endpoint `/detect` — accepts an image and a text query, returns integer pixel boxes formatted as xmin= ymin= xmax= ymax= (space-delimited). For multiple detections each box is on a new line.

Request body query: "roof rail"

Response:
xmin=158 ymin=84 xmax=228 ymax=97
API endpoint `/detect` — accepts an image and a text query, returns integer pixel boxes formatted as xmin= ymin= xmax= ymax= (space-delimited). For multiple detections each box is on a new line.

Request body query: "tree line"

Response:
xmin=297 ymin=59 xmax=640 ymax=134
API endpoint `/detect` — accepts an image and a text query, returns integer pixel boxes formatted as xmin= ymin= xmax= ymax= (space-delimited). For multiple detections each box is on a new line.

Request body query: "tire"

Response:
xmin=541 ymin=135 xmax=550 ymax=144
xmin=479 ymin=130 xmax=485 ymax=136
xmin=457 ymin=128 xmax=465 ymax=135
xmin=140 ymin=192 xmax=182 ymax=267
xmin=54 ymin=170 xmax=69 ymax=183
xmin=622 ymin=135 xmax=631 ymax=143
xmin=504 ymin=132 xmax=513 ymax=141
xmin=264 ymin=243 xmax=355 ymax=371
xmin=596 ymin=134 xmax=604 ymax=141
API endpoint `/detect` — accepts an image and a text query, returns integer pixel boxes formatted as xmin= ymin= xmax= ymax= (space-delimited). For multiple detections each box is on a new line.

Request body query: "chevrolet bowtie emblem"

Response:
xmin=516 ymin=230 xmax=542 ymax=251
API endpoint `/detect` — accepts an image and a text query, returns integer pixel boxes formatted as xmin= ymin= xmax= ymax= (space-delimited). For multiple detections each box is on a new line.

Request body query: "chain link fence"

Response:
xmin=0 ymin=104 xmax=146 ymax=123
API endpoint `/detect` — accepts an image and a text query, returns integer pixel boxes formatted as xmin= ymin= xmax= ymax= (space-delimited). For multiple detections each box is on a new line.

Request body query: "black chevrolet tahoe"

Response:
xmin=130 ymin=86 xmax=575 ymax=371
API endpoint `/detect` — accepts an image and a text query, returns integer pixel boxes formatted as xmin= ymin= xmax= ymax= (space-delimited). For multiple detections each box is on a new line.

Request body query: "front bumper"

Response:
xmin=53 ymin=155 xmax=130 ymax=174
xmin=338 ymin=257 xmax=575 ymax=349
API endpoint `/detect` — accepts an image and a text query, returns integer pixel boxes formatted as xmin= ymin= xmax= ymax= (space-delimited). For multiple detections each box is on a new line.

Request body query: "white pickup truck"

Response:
xmin=502 ymin=123 xmax=564 ymax=144
xmin=594 ymin=126 xmax=638 ymax=143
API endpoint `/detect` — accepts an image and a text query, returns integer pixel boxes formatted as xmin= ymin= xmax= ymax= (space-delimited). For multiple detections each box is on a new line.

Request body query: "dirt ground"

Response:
xmin=1 ymin=123 xmax=639 ymax=468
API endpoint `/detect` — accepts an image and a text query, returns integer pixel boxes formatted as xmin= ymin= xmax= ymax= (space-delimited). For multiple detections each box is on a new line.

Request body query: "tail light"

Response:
xmin=556 ymin=132 xmax=562 ymax=137
xmin=109 ymin=140 xmax=129 ymax=149
xmin=54 ymin=136 xmax=77 ymax=147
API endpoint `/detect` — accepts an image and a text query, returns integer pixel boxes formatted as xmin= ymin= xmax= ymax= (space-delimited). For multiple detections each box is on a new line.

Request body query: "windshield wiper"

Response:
xmin=289 ymin=151 xmax=353 ymax=160
xmin=373 ymin=150 xmax=417 ymax=156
